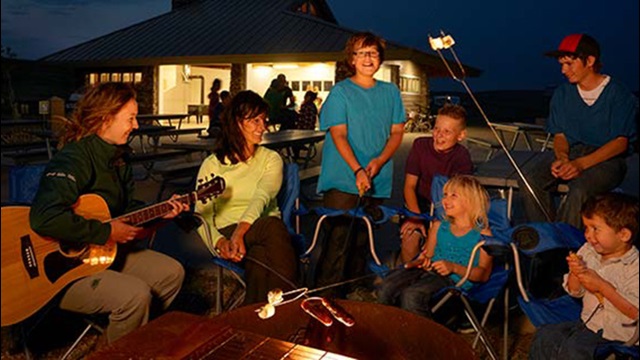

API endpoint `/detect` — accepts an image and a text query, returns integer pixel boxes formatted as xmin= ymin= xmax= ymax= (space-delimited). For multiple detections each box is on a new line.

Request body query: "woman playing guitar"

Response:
xmin=28 ymin=82 xmax=190 ymax=344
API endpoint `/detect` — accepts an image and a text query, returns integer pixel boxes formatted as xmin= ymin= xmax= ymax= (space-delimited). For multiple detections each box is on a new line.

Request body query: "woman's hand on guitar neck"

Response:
xmin=109 ymin=219 xmax=144 ymax=243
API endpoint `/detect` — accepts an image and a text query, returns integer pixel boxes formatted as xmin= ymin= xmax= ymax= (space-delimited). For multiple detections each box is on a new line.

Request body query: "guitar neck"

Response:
xmin=113 ymin=193 xmax=193 ymax=226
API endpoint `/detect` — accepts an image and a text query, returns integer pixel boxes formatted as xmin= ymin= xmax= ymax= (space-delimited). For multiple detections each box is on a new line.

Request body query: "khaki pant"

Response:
xmin=59 ymin=249 xmax=184 ymax=343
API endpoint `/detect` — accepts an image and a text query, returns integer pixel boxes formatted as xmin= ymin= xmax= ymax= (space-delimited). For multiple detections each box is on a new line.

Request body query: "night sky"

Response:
xmin=2 ymin=0 xmax=638 ymax=92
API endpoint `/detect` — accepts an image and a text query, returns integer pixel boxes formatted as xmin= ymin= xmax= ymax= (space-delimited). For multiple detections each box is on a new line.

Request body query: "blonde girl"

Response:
xmin=378 ymin=175 xmax=493 ymax=320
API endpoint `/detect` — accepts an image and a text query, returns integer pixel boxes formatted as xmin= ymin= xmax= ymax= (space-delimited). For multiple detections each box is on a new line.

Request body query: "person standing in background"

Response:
xmin=207 ymin=78 xmax=222 ymax=135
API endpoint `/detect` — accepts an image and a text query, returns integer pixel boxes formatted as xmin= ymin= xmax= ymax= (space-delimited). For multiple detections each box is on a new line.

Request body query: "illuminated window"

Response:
xmin=400 ymin=75 xmax=421 ymax=94
xmin=134 ymin=73 xmax=142 ymax=84
xmin=297 ymin=2 xmax=317 ymax=16
xmin=89 ymin=73 xmax=98 ymax=84
xmin=312 ymin=81 xmax=322 ymax=92
xmin=123 ymin=73 xmax=132 ymax=83
xmin=111 ymin=73 xmax=122 ymax=82
xmin=100 ymin=73 xmax=110 ymax=82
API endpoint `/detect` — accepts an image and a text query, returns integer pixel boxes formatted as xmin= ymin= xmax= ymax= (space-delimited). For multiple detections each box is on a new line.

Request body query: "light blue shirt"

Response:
xmin=433 ymin=220 xmax=481 ymax=290
xmin=317 ymin=78 xmax=405 ymax=198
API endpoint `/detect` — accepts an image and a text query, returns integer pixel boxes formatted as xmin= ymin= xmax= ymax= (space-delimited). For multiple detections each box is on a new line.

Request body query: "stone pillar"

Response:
xmin=136 ymin=66 xmax=156 ymax=114
xmin=49 ymin=96 xmax=65 ymax=135
xmin=230 ymin=63 xmax=246 ymax=96
xmin=388 ymin=64 xmax=400 ymax=87
xmin=334 ymin=60 xmax=352 ymax=83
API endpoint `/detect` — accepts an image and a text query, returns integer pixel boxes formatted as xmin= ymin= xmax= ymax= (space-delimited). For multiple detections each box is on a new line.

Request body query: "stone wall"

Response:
xmin=230 ymin=64 xmax=246 ymax=96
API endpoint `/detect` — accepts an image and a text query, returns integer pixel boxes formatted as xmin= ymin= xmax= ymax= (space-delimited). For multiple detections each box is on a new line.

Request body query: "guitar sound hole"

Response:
xmin=44 ymin=251 xmax=85 ymax=283
xmin=59 ymin=242 xmax=89 ymax=258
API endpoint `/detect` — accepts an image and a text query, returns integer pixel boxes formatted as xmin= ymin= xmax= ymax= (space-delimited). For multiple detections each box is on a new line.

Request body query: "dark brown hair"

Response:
xmin=582 ymin=192 xmax=639 ymax=241
xmin=438 ymin=104 xmax=467 ymax=128
xmin=58 ymin=82 xmax=136 ymax=147
xmin=344 ymin=32 xmax=386 ymax=74
xmin=214 ymin=90 xmax=269 ymax=164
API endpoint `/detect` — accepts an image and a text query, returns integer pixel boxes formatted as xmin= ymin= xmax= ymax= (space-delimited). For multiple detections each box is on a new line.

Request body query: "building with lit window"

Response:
xmin=39 ymin=0 xmax=480 ymax=116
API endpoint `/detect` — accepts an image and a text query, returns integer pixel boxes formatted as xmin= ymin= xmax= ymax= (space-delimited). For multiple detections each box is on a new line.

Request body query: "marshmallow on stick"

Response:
xmin=569 ymin=252 xmax=604 ymax=304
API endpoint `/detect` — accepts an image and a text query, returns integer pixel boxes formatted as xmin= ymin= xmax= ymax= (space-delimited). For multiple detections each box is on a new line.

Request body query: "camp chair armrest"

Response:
xmin=454 ymin=240 xmax=486 ymax=288
xmin=624 ymin=318 xmax=639 ymax=346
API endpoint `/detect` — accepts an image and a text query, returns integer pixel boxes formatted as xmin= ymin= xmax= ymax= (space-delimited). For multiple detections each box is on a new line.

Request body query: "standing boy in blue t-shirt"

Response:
xmin=315 ymin=32 xmax=405 ymax=297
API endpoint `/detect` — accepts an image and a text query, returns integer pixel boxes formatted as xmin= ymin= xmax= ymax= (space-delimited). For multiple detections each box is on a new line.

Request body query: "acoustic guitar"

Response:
xmin=1 ymin=175 xmax=225 ymax=326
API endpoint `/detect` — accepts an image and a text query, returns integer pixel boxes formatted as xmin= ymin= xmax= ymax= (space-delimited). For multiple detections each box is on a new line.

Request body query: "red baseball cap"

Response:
xmin=545 ymin=34 xmax=600 ymax=60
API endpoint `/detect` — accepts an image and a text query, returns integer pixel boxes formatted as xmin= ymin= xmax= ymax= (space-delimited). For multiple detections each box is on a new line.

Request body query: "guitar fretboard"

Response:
xmin=114 ymin=194 xmax=192 ymax=226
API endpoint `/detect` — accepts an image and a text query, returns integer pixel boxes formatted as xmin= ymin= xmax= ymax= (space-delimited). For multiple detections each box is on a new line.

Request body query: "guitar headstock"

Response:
xmin=196 ymin=174 xmax=226 ymax=203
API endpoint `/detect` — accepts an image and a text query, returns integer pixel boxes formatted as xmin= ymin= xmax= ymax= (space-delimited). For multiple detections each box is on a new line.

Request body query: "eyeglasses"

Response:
xmin=353 ymin=50 xmax=380 ymax=59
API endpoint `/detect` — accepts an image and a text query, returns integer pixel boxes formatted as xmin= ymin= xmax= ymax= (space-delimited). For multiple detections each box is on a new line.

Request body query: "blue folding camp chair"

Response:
xmin=211 ymin=161 xmax=308 ymax=312
xmin=362 ymin=174 xmax=512 ymax=359
xmin=7 ymin=163 xmax=47 ymax=204
xmin=506 ymin=222 xmax=586 ymax=327
xmin=508 ymin=222 xmax=639 ymax=359
xmin=175 ymin=161 xmax=308 ymax=313
xmin=425 ymin=175 xmax=513 ymax=360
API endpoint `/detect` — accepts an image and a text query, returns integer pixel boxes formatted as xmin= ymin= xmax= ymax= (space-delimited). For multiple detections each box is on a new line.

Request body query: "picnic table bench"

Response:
xmin=129 ymin=148 xmax=203 ymax=180
xmin=298 ymin=165 xmax=321 ymax=183
xmin=151 ymin=161 xmax=203 ymax=201
xmin=147 ymin=128 xmax=204 ymax=144
xmin=1 ymin=149 xmax=55 ymax=166
xmin=137 ymin=114 xmax=190 ymax=129
xmin=1 ymin=140 xmax=59 ymax=166
xmin=465 ymin=137 xmax=501 ymax=162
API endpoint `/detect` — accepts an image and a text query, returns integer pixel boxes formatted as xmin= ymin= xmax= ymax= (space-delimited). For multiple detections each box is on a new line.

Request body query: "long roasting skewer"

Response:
xmin=429 ymin=31 xmax=552 ymax=221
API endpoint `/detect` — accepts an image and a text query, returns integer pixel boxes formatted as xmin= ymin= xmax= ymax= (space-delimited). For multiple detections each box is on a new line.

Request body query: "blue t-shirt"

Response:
xmin=547 ymin=77 xmax=638 ymax=150
xmin=432 ymin=220 xmax=481 ymax=289
xmin=317 ymin=78 xmax=405 ymax=198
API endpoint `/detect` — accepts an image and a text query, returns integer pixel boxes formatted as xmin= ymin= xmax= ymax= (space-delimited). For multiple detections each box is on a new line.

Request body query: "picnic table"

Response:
xmin=474 ymin=150 xmax=541 ymax=217
xmin=489 ymin=121 xmax=547 ymax=151
xmin=129 ymin=124 xmax=175 ymax=152
xmin=162 ymin=129 xmax=326 ymax=166
xmin=1 ymin=119 xmax=48 ymax=145
xmin=137 ymin=113 xmax=190 ymax=129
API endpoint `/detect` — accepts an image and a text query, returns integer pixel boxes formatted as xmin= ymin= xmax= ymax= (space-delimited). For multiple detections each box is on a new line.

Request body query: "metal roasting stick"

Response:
xmin=429 ymin=31 xmax=552 ymax=221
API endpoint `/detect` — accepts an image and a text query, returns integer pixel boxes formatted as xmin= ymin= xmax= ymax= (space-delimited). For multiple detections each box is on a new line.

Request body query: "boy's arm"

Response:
xmin=406 ymin=220 xmax=440 ymax=269
xmin=403 ymin=173 xmax=421 ymax=214
xmin=400 ymin=174 xmax=427 ymax=238
xmin=421 ymin=220 xmax=439 ymax=258
xmin=599 ymin=279 xmax=639 ymax=320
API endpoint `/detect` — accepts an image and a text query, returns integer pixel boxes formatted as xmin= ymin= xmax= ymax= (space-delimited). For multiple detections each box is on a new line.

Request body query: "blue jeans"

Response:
xmin=529 ymin=321 xmax=606 ymax=360
xmin=519 ymin=144 xmax=626 ymax=228
xmin=378 ymin=267 xmax=453 ymax=318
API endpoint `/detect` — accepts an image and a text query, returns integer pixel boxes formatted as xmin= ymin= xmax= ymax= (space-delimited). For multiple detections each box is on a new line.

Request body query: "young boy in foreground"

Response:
xmin=529 ymin=192 xmax=639 ymax=359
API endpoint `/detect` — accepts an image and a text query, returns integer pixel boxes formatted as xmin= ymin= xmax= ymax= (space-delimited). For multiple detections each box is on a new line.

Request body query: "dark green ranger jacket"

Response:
xmin=30 ymin=135 xmax=144 ymax=246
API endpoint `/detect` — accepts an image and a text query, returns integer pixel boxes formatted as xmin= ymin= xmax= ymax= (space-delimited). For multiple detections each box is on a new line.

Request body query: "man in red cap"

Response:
xmin=520 ymin=34 xmax=637 ymax=228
